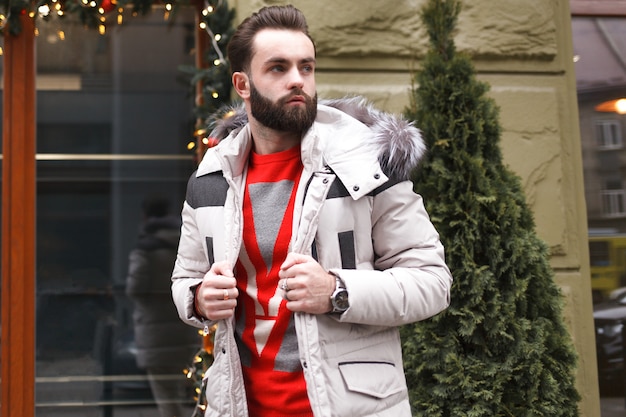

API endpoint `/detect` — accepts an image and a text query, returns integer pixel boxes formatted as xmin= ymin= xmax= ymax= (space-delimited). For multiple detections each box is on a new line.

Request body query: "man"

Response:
xmin=172 ymin=5 xmax=452 ymax=417
xmin=126 ymin=195 xmax=198 ymax=417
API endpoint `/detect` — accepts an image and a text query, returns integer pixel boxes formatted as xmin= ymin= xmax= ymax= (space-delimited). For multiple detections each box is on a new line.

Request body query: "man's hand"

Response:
xmin=279 ymin=253 xmax=335 ymax=314
xmin=195 ymin=260 xmax=238 ymax=320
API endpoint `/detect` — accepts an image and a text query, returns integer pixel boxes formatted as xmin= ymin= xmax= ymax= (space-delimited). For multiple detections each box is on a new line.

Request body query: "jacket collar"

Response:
xmin=309 ymin=105 xmax=388 ymax=199
xmin=196 ymin=123 xmax=252 ymax=179
xmin=197 ymin=97 xmax=425 ymax=197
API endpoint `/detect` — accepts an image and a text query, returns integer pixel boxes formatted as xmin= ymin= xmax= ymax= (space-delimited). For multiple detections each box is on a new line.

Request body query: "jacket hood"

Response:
xmin=136 ymin=215 xmax=181 ymax=251
xmin=207 ymin=96 xmax=426 ymax=180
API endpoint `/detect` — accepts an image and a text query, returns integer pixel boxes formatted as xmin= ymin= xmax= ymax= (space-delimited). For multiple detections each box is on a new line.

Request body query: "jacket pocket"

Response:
xmin=338 ymin=361 xmax=404 ymax=399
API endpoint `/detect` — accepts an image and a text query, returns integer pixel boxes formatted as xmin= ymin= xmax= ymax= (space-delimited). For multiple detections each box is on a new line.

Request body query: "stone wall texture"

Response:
xmin=233 ymin=0 xmax=599 ymax=415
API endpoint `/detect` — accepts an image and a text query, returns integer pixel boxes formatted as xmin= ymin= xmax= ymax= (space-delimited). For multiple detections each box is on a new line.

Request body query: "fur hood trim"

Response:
xmin=207 ymin=96 xmax=426 ymax=180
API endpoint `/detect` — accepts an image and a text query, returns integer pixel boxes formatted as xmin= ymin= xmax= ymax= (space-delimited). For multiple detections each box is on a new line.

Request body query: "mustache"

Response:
xmin=279 ymin=89 xmax=314 ymax=103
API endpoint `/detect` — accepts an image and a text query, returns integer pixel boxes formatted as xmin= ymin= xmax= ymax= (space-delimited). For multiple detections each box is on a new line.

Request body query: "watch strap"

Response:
xmin=329 ymin=271 xmax=349 ymax=313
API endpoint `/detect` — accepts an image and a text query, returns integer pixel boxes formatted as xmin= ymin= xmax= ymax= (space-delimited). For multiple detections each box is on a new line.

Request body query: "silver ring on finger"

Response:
xmin=280 ymin=279 xmax=290 ymax=292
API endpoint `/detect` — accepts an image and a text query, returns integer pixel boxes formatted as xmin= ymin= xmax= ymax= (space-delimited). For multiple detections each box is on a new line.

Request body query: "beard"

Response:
xmin=249 ymin=81 xmax=317 ymax=135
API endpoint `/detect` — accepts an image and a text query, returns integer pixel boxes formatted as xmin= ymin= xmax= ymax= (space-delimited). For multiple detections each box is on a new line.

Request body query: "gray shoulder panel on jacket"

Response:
xmin=186 ymin=171 xmax=229 ymax=209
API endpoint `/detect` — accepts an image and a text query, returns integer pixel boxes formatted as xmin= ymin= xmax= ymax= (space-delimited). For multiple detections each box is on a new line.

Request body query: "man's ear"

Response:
xmin=232 ymin=72 xmax=250 ymax=99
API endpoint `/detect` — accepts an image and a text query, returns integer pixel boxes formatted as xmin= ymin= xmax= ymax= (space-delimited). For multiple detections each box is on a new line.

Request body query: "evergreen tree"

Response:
xmin=401 ymin=0 xmax=581 ymax=416
xmin=178 ymin=0 xmax=235 ymax=159
xmin=183 ymin=1 xmax=236 ymax=123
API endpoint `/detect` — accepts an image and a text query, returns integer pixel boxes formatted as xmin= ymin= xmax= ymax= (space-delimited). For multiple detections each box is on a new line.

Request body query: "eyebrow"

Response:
xmin=264 ymin=57 xmax=316 ymax=66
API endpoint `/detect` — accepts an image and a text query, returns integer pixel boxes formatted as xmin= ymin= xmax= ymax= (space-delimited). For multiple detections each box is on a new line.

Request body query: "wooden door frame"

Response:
xmin=1 ymin=13 xmax=37 ymax=417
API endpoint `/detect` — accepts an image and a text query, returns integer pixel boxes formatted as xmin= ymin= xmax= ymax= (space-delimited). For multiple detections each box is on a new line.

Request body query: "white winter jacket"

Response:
xmin=172 ymin=97 xmax=452 ymax=417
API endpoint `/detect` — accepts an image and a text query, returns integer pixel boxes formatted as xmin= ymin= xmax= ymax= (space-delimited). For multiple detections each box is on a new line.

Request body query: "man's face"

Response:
xmin=241 ymin=29 xmax=318 ymax=134
xmin=249 ymin=78 xmax=317 ymax=135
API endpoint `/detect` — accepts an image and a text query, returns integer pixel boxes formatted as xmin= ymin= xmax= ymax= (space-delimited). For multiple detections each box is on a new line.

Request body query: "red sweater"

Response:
xmin=234 ymin=146 xmax=313 ymax=417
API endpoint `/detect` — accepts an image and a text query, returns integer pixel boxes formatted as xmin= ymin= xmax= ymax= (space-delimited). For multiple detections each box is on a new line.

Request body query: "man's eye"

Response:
xmin=270 ymin=66 xmax=284 ymax=72
xmin=302 ymin=65 xmax=314 ymax=73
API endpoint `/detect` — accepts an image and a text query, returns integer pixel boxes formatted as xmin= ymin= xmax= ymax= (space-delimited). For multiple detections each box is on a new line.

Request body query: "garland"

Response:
xmin=1 ymin=0 xmax=194 ymax=36
xmin=183 ymin=325 xmax=217 ymax=416
xmin=0 ymin=0 xmax=235 ymax=156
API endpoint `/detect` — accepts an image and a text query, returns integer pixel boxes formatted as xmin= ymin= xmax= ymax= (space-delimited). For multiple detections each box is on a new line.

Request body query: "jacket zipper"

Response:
xmin=294 ymin=168 xmax=335 ymax=417
xmin=224 ymin=167 xmax=245 ymax=417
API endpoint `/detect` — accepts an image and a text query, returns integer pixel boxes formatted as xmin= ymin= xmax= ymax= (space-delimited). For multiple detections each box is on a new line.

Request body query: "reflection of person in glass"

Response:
xmin=126 ymin=195 xmax=199 ymax=417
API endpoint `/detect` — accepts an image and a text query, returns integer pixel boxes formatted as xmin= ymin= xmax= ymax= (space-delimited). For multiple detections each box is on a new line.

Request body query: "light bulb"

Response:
xmin=38 ymin=4 xmax=51 ymax=17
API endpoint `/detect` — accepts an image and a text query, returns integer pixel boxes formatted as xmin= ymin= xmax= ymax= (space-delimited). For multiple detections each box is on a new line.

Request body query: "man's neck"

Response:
xmin=249 ymin=120 xmax=302 ymax=155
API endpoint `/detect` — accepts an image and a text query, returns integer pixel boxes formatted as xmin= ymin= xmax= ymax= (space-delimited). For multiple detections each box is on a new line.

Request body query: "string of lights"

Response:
xmin=0 ymin=0 xmax=235 ymax=159
xmin=0 ymin=0 xmax=217 ymax=35
xmin=183 ymin=325 xmax=217 ymax=416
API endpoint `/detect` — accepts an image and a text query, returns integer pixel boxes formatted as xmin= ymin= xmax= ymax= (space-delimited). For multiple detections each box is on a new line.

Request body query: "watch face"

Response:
xmin=334 ymin=290 xmax=349 ymax=310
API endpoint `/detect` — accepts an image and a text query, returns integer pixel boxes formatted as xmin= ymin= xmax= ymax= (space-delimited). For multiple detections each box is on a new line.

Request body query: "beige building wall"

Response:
xmin=234 ymin=0 xmax=599 ymax=415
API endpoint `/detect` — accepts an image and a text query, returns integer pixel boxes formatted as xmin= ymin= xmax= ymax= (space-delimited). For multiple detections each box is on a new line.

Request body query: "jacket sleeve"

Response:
xmin=171 ymin=200 xmax=211 ymax=329
xmin=333 ymin=180 xmax=452 ymax=326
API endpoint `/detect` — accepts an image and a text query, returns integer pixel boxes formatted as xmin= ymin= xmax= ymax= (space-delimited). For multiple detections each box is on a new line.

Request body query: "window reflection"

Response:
xmin=573 ymin=14 xmax=626 ymax=401
xmin=574 ymin=15 xmax=626 ymax=296
xmin=34 ymin=7 xmax=200 ymax=416
xmin=125 ymin=194 xmax=199 ymax=417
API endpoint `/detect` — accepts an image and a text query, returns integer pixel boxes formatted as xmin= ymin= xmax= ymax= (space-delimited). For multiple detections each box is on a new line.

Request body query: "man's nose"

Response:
xmin=287 ymin=68 xmax=305 ymax=89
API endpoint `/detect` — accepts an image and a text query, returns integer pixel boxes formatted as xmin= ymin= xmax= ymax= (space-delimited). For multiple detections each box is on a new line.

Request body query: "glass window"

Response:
xmin=601 ymin=189 xmax=626 ymax=217
xmin=595 ymin=119 xmax=622 ymax=149
xmin=589 ymin=240 xmax=611 ymax=266
xmin=34 ymin=8 xmax=201 ymax=417
xmin=605 ymin=179 xmax=623 ymax=190
xmin=573 ymin=13 xmax=626 ymax=403
xmin=575 ymin=15 xmax=626 ymax=232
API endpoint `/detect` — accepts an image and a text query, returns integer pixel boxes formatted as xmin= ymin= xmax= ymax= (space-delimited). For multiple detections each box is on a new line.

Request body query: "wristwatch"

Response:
xmin=330 ymin=273 xmax=349 ymax=314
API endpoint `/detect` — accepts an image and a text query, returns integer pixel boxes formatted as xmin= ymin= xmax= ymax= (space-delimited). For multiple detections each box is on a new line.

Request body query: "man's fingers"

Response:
xmin=217 ymin=287 xmax=239 ymax=301
xmin=194 ymin=261 xmax=240 ymax=321
xmin=197 ymin=285 xmax=238 ymax=320
xmin=203 ymin=262 xmax=237 ymax=290
xmin=280 ymin=252 xmax=312 ymax=270
xmin=206 ymin=308 xmax=236 ymax=321
xmin=210 ymin=260 xmax=234 ymax=277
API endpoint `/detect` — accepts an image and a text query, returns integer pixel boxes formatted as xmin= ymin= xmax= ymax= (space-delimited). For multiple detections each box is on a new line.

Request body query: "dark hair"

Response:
xmin=142 ymin=194 xmax=171 ymax=218
xmin=227 ymin=5 xmax=315 ymax=74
